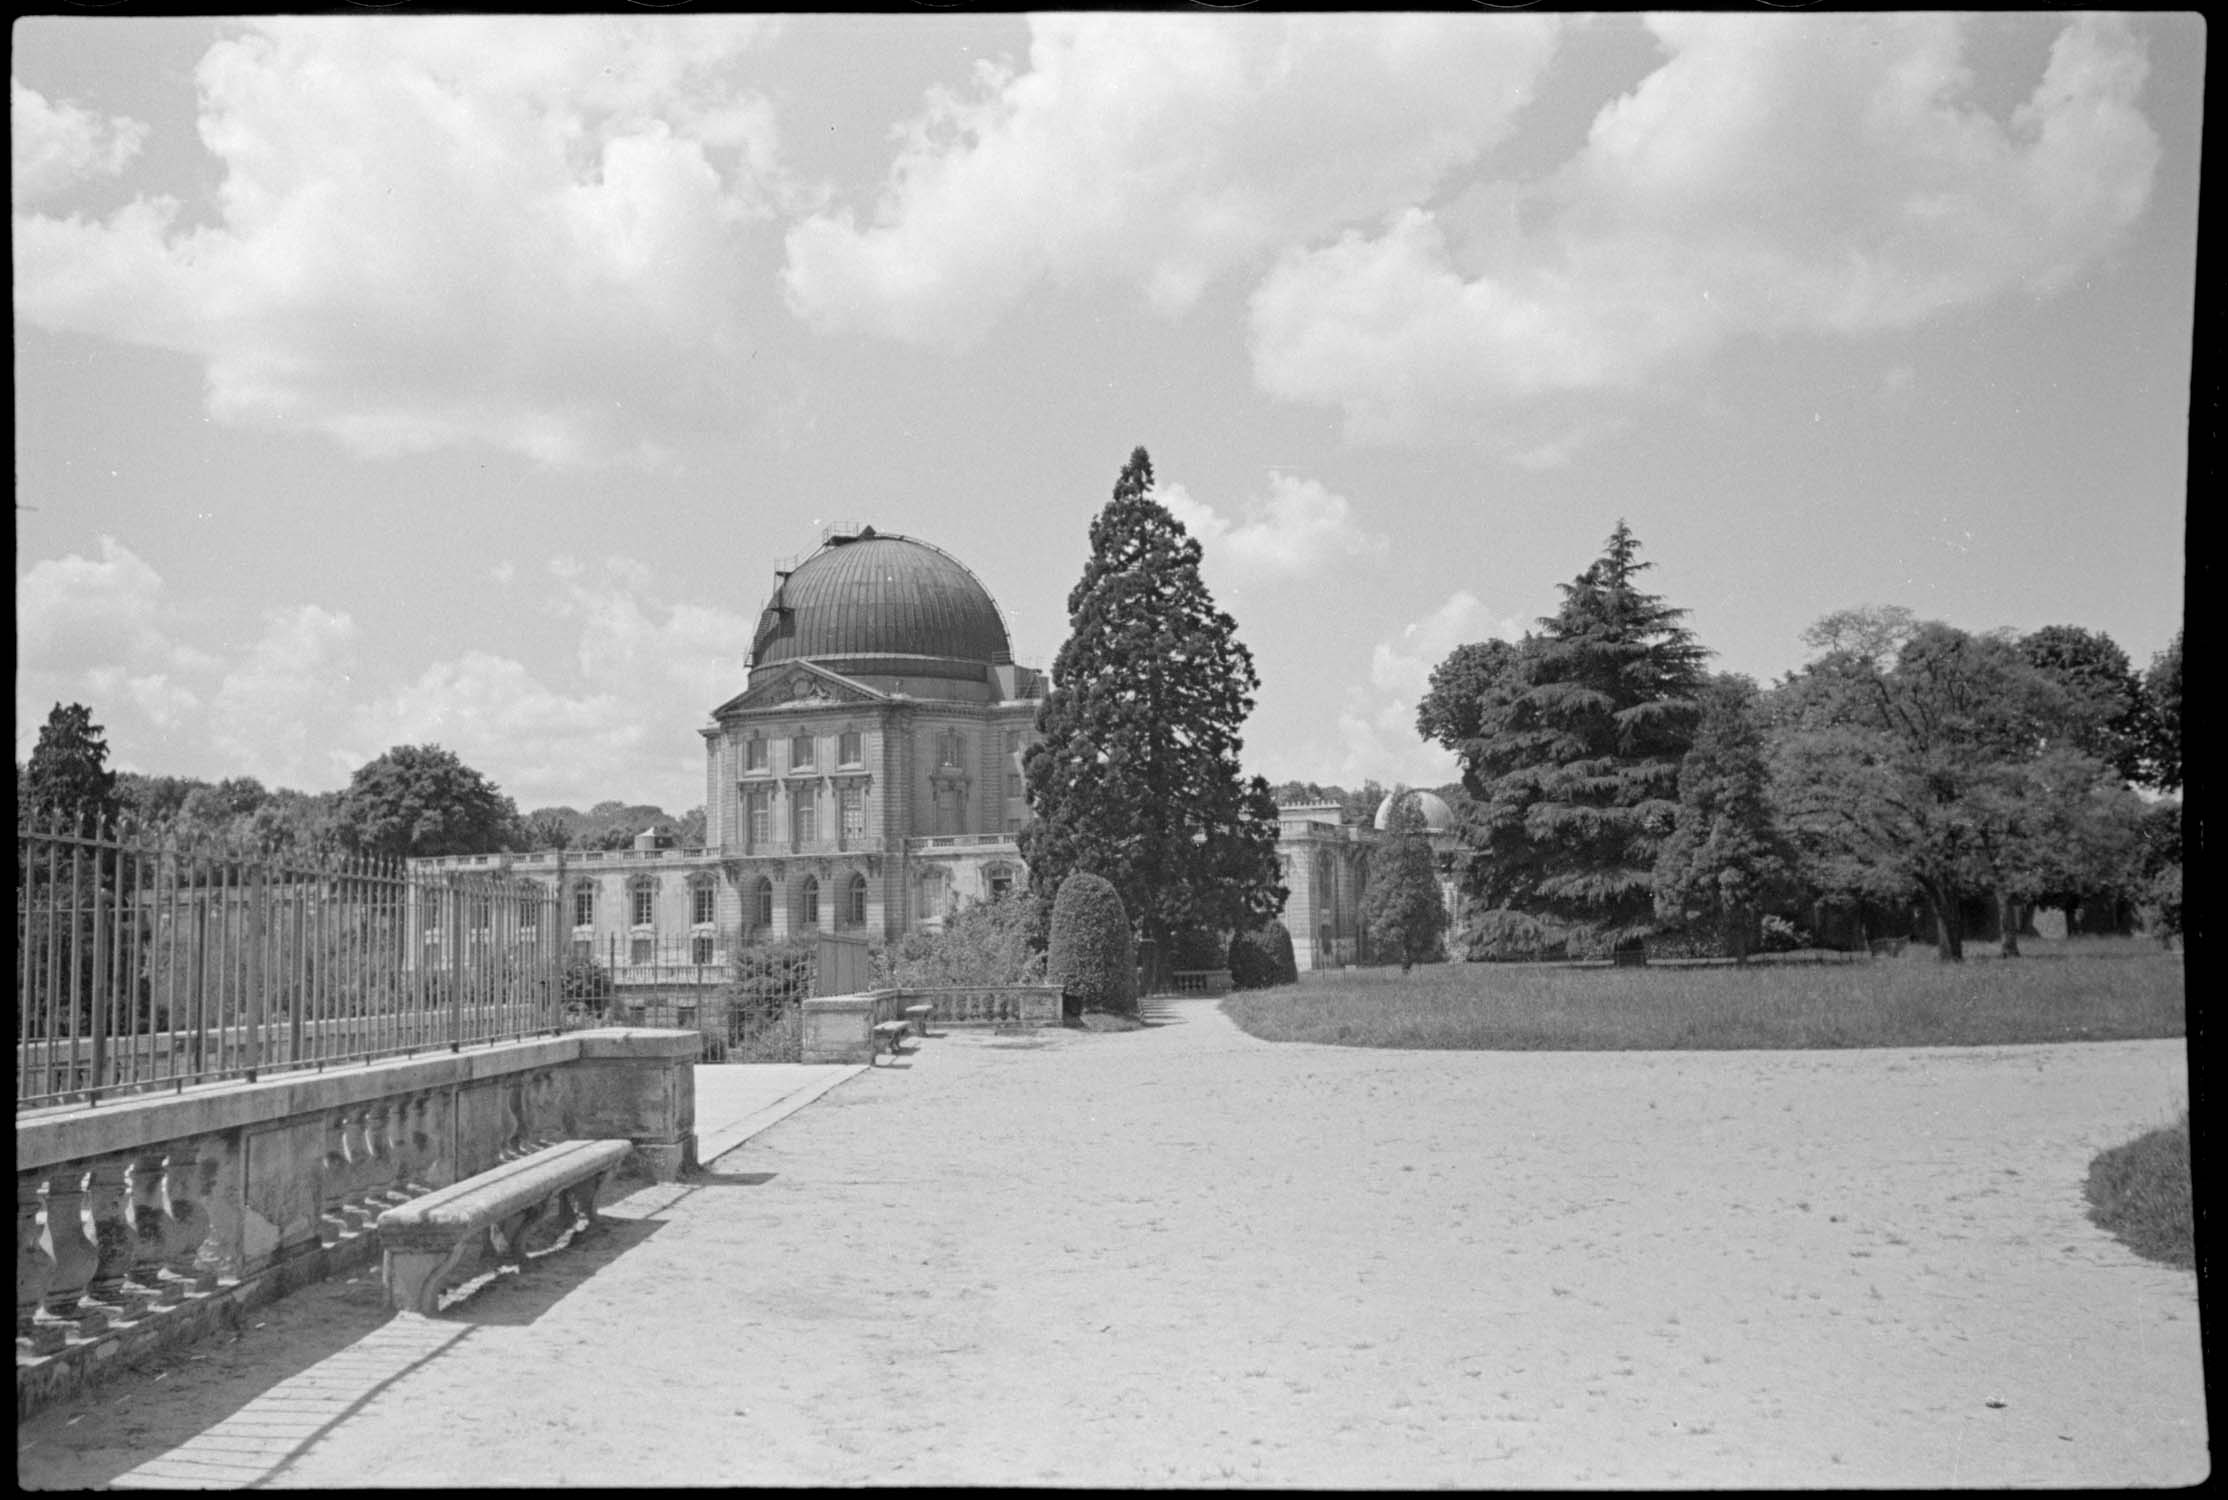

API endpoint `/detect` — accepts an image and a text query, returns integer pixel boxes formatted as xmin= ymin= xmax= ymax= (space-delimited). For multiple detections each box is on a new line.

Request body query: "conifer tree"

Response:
xmin=25 ymin=702 xmax=123 ymax=831
xmin=1651 ymin=675 xmax=1795 ymax=961
xmin=1360 ymin=789 xmax=1449 ymax=971
xmin=1020 ymin=446 xmax=1286 ymax=981
xmin=1444 ymin=522 xmax=1708 ymax=946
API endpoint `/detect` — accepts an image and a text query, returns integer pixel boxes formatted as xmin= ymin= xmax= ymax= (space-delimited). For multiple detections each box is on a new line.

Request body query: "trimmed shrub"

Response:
xmin=1047 ymin=871 xmax=1137 ymax=1014
xmin=1228 ymin=920 xmax=1299 ymax=989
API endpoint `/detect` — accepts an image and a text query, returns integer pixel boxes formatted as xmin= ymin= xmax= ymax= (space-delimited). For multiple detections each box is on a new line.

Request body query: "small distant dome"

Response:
xmin=1374 ymin=789 xmax=1455 ymax=833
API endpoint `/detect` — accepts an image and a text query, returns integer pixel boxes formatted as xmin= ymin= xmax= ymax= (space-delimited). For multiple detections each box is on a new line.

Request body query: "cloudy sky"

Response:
xmin=14 ymin=12 xmax=2197 ymax=813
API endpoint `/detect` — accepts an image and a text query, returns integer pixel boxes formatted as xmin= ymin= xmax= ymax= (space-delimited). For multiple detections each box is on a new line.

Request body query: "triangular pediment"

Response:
xmin=711 ymin=661 xmax=888 ymax=718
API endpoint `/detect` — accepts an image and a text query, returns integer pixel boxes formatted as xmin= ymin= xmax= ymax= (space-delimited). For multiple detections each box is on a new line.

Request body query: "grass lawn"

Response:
xmin=1221 ymin=939 xmax=2184 ymax=1051
xmin=2085 ymin=1111 xmax=2194 ymax=1269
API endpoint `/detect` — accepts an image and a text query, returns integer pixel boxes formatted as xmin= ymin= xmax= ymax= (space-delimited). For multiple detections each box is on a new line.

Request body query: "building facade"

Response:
xmin=413 ymin=527 xmax=1046 ymax=973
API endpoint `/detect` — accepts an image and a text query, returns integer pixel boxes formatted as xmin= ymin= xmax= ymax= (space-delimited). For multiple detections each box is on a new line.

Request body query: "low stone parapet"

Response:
xmin=15 ymin=1027 xmax=698 ymax=1418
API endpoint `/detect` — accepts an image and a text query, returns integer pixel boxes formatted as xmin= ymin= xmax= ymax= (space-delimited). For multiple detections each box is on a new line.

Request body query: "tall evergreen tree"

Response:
xmin=1441 ymin=522 xmax=1708 ymax=945
xmin=1360 ymin=789 xmax=1449 ymax=972
xmin=25 ymin=702 xmax=123 ymax=831
xmin=1652 ymin=675 xmax=1795 ymax=961
xmin=1020 ymin=446 xmax=1286 ymax=980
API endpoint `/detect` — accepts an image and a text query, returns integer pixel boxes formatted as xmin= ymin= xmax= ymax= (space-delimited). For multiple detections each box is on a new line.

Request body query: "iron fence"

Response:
xmin=16 ymin=816 xmax=564 ymax=1109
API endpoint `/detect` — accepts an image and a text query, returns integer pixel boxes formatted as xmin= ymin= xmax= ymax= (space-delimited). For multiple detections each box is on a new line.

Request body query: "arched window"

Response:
xmin=799 ymin=875 xmax=820 ymax=928
xmin=844 ymin=872 xmax=869 ymax=928
xmin=570 ymin=880 xmax=596 ymax=930
xmin=750 ymin=876 xmax=773 ymax=932
xmin=628 ymin=878 xmax=656 ymax=929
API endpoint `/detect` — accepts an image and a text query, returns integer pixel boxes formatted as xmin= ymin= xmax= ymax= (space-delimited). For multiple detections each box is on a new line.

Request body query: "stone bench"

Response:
xmin=903 ymin=1003 xmax=933 ymax=1037
xmin=871 ymin=1019 xmax=912 ymax=1062
xmin=377 ymin=1139 xmax=632 ymax=1315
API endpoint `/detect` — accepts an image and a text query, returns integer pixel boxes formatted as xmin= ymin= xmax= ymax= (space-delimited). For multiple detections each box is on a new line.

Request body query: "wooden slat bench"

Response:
xmin=377 ymin=1139 xmax=633 ymax=1315
xmin=871 ymin=1019 xmax=912 ymax=1062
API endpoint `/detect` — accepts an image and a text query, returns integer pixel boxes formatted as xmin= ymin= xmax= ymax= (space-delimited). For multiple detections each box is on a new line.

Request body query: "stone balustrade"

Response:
xmin=16 ymin=1028 xmax=698 ymax=1418
xmin=799 ymin=986 xmax=1062 ymax=1063
xmin=1167 ymin=969 xmax=1233 ymax=996
xmin=910 ymin=986 xmax=1063 ymax=1027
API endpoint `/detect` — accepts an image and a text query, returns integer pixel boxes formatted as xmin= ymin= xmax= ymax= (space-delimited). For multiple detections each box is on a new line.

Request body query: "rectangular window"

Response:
xmin=840 ymin=784 xmax=865 ymax=838
xmin=631 ymin=936 xmax=652 ymax=964
xmin=791 ymin=734 xmax=815 ymax=770
xmin=631 ymin=886 xmax=653 ymax=927
xmin=939 ymin=730 xmax=963 ymax=767
xmin=795 ymin=797 xmax=818 ymax=847
xmin=692 ymin=884 xmax=714 ymax=926
xmin=746 ymin=738 xmax=767 ymax=772
xmin=839 ymin=730 xmax=862 ymax=766
xmin=1007 ymin=772 xmax=1022 ymax=798
xmin=747 ymin=791 xmax=770 ymax=847
xmin=573 ymin=887 xmax=593 ymax=928
xmin=691 ymin=936 xmax=714 ymax=967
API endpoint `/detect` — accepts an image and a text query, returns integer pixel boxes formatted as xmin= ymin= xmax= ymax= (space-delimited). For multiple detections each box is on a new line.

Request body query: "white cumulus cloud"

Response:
xmin=13 ymin=16 xmax=785 ymax=467
xmin=1160 ymin=473 xmax=1387 ymax=592
xmin=208 ymin=606 xmax=363 ymax=788
xmin=1251 ymin=12 xmax=2162 ymax=443
xmin=783 ymin=13 xmax=1560 ymax=347
xmin=10 ymin=78 xmax=149 ymax=205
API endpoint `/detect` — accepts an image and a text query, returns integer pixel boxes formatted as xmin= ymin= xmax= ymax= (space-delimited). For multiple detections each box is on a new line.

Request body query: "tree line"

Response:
xmin=1415 ymin=522 xmax=2184 ymax=962
xmin=18 ymin=713 xmax=704 ymax=864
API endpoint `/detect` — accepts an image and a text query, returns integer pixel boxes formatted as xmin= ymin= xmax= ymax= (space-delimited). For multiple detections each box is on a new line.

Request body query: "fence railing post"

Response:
xmin=244 ymin=862 xmax=267 ymax=1083
xmin=448 ymin=882 xmax=464 ymax=1053
xmin=88 ymin=880 xmax=110 ymax=1103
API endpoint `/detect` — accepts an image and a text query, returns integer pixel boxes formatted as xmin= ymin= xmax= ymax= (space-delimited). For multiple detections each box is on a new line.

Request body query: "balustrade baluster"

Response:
xmin=127 ymin=1148 xmax=177 ymax=1307
xmin=368 ymin=1099 xmax=410 ymax=1207
xmin=18 ymin=1172 xmax=65 ymax=1355
xmin=38 ymin=1166 xmax=105 ymax=1338
xmin=406 ymin=1092 xmax=438 ymax=1193
xmin=84 ymin=1155 xmax=149 ymax=1321
xmin=195 ymin=1136 xmax=241 ymax=1286
xmin=317 ymin=1112 xmax=352 ymax=1245
xmin=343 ymin=1106 xmax=383 ymax=1226
xmin=161 ymin=1141 xmax=217 ymax=1293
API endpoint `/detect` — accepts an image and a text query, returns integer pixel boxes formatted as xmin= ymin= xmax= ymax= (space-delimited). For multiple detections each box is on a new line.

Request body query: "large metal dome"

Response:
xmin=748 ymin=528 xmax=1011 ymax=684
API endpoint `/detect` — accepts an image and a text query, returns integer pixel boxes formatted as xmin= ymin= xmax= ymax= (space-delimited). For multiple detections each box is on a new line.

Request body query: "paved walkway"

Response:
xmin=17 ymin=1001 xmax=2205 ymax=1489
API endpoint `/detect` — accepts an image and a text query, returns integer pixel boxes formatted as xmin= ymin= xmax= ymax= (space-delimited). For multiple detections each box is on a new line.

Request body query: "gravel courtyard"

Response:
xmin=18 ymin=996 xmax=2205 ymax=1489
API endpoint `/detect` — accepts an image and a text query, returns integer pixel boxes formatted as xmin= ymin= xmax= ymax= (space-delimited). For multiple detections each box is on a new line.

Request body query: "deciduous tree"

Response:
xmin=2019 ymin=624 xmax=2149 ymax=784
xmin=335 ymin=744 xmax=521 ymax=860
xmin=2143 ymin=629 xmax=2182 ymax=793
xmin=1020 ymin=447 xmax=1286 ymax=982
xmin=1771 ymin=613 xmax=2137 ymax=960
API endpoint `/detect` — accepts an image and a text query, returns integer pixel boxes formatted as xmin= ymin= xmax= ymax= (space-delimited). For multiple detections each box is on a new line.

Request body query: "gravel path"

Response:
xmin=18 ymin=998 xmax=2204 ymax=1489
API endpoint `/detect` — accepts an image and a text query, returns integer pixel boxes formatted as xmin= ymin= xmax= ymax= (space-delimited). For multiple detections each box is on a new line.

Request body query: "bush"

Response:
xmin=1228 ymin=920 xmax=1299 ymax=989
xmin=1757 ymin=914 xmax=1812 ymax=953
xmin=882 ymin=891 xmax=1048 ymax=988
xmin=1047 ymin=871 xmax=1137 ymax=1014
xmin=562 ymin=955 xmax=613 ymax=1015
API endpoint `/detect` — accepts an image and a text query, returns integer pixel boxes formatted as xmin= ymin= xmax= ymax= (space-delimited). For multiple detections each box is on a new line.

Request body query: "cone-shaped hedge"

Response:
xmin=1048 ymin=871 xmax=1137 ymax=1014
